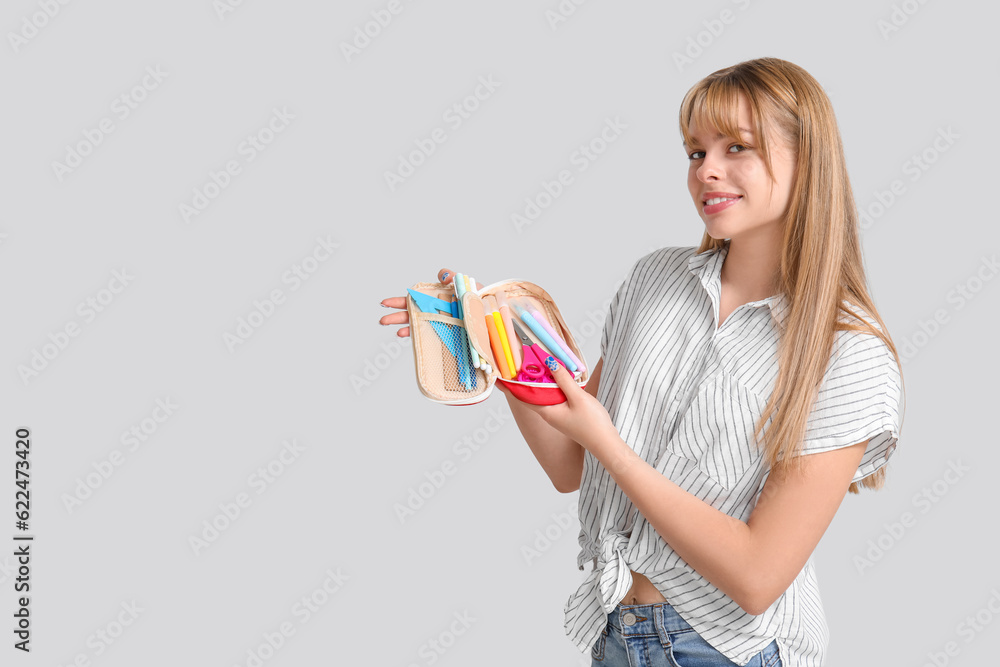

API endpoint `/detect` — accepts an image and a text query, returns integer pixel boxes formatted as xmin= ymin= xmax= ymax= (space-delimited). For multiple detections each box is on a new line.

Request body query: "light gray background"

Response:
xmin=2 ymin=0 xmax=997 ymax=665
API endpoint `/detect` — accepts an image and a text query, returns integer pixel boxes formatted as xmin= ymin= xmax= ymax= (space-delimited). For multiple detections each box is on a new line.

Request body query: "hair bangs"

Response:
xmin=680 ymin=78 xmax=747 ymax=150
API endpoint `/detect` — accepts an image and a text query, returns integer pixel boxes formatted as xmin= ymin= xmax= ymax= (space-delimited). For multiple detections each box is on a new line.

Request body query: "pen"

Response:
xmin=456 ymin=274 xmax=482 ymax=371
xmin=529 ymin=308 xmax=586 ymax=375
xmin=467 ymin=276 xmax=491 ymax=374
xmin=514 ymin=306 xmax=578 ymax=372
xmin=496 ymin=290 xmax=522 ymax=373
xmin=483 ymin=312 xmax=511 ymax=379
xmin=453 ymin=273 xmax=474 ymax=389
xmin=483 ymin=295 xmax=513 ymax=379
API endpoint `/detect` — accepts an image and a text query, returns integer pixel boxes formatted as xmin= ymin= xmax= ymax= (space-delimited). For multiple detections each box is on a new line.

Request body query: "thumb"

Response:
xmin=544 ymin=355 xmax=577 ymax=399
xmin=438 ymin=269 xmax=486 ymax=291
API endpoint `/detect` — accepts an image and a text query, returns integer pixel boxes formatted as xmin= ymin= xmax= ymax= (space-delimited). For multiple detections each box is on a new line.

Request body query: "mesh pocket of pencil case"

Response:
xmin=405 ymin=279 xmax=589 ymax=406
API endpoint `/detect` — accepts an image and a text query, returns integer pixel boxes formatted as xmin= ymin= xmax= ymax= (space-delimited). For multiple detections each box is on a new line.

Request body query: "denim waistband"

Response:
xmin=606 ymin=601 xmax=692 ymax=638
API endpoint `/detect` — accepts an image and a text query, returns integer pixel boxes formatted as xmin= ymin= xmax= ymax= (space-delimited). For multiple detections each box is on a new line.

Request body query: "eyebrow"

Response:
xmin=683 ymin=127 xmax=754 ymax=148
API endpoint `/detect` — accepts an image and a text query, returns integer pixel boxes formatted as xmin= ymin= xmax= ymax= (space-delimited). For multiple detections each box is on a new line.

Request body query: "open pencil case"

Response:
xmin=405 ymin=279 xmax=590 ymax=406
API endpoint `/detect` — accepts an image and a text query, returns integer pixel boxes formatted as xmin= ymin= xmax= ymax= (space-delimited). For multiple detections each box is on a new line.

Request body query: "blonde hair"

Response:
xmin=678 ymin=57 xmax=906 ymax=494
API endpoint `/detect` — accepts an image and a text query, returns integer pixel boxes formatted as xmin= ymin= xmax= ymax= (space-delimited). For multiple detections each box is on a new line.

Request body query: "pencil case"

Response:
xmin=405 ymin=279 xmax=590 ymax=406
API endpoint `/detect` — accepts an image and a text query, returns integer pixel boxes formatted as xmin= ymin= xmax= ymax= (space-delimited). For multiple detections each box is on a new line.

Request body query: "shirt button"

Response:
xmin=622 ymin=612 xmax=637 ymax=626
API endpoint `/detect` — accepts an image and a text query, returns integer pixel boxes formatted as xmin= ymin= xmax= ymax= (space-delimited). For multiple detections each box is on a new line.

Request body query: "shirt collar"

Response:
xmin=687 ymin=238 xmax=789 ymax=329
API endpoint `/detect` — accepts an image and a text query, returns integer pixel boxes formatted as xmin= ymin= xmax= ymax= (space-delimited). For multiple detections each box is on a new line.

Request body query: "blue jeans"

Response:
xmin=591 ymin=602 xmax=782 ymax=667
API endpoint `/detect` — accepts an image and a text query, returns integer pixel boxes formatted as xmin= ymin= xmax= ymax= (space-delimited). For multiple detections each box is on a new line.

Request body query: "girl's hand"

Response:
xmin=517 ymin=356 xmax=616 ymax=451
xmin=379 ymin=268 xmax=485 ymax=337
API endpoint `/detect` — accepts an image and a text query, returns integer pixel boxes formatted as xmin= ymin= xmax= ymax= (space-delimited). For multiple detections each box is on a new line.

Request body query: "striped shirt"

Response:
xmin=564 ymin=240 xmax=903 ymax=666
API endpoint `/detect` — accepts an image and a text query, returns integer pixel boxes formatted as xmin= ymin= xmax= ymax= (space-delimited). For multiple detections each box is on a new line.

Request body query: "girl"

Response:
xmin=379 ymin=57 xmax=905 ymax=667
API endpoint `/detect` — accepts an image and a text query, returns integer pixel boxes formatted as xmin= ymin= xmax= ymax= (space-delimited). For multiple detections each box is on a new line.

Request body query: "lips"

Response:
xmin=702 ymin=191 xmax=743 ymax=205
xmin=702 ymin=192 xmax=742 ymax=215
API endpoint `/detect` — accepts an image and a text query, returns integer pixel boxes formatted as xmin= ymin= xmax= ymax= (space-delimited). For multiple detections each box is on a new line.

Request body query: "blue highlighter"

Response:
xmin=513 ymin=307 xmax=578 ymax=373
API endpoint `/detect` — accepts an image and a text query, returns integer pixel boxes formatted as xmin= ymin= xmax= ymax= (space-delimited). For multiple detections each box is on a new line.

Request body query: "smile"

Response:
xmin=703 ymin=195 xmax=742 ymax=214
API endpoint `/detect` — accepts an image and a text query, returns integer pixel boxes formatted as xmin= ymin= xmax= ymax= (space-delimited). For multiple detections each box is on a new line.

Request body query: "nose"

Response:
xmin=696 ymin=151 xmax=724 ymax=182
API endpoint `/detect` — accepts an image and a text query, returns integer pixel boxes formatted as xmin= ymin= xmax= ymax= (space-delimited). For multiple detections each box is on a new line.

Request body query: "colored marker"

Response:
xmin=529 ymin=309 xmax=586 ymax=374
xmin=483 ymin=296 xmax=511 ymax=378
xmin=484 ymin=294 xmax=515 ymax=378
xmin=457 ymin=275 xmax=482 ymax=371
xmin=496 ymin=291 xmax=522 ymax=373
xmin=493 ymin=311 xmax=516 ymax=380
xmin=514 ymin=307 xmax=578 ymax=372
xmin=493 ymin=310 xmax=514 ymax=379
xmin=467 ymin=276 xmax=491 ymax=374
xmin=484 ymin=313 xmax=511 ymax=379
xmin=453 ymin=273 xmax=474 ymax=389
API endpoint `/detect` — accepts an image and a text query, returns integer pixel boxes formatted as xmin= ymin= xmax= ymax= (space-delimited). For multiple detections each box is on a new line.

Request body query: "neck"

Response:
xmin=720 ymin=228 xmax=782 ymax=301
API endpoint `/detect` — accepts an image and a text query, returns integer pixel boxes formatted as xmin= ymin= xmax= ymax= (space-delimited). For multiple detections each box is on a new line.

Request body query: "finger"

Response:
xmin=543 ymin=355 xmax=577 ymax=403
xmin=380 ymin=296 xmax=407 ymax=310
xmin=379 ymin=310 xmax=410 ymax=327
xmin=438 ymin=269 xmax=485 ymax=291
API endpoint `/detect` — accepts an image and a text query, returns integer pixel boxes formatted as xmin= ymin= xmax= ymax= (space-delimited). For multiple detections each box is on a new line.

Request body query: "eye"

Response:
xmin=688 ymin=143 xmax=750 ymax=161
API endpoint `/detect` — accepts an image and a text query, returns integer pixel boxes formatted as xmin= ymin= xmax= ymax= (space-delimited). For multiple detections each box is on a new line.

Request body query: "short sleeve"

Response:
xmin=599 ymin=281 xmax=622 ymax=360
xmin=599 ymin=247 xmax=686 ymax=363
xmin=799 ymin=331 xmax=903 ymax=484
xmin=599 ymin=262 xmax=637 ymax=360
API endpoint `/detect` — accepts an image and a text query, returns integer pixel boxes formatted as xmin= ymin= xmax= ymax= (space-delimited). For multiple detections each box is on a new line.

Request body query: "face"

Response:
xmin=685 ymin=94 xmax=797 ymax=242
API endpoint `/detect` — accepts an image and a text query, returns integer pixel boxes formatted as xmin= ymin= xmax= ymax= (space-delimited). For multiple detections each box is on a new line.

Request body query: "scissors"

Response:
xmin=511 ymin=319 xmax=561 ymax=383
